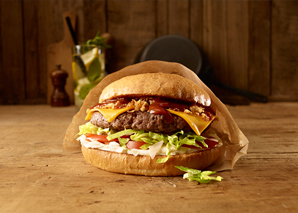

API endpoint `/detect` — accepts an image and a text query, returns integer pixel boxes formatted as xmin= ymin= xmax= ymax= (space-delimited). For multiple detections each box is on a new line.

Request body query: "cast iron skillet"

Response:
xmin=134 ymin=34 xmax=267 ymax=103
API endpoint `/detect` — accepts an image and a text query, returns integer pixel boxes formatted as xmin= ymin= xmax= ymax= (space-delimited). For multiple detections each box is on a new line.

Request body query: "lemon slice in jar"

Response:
xmin=81 ymin=47 xmax=98 ymax=68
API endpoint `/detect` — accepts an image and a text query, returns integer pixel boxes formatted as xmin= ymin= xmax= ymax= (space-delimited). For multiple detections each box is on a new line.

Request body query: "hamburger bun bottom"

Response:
xmin=81 ymin=145 xmax=222 ymax=176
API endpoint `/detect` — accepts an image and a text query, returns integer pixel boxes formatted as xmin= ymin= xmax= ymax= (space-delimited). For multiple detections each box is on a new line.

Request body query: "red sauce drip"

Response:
xmin=168 ymin=102 xmax=188 ymax=111
xmin=113 ymin=98 xmax=131 ymax=109
xmin=202 ymin=111 xmax=214 ymax=121
xmin=151 ymin=97 xmax=169 ymax=107
xmin=90 ymin=103 xmax=104 ymax=110
xmin=89 ymin=96 xmax=215 ymax=122
xmin=90 ymin=97 xmax=131 ymax=109
xmin=149 ymin=103 xmax=173 ymax=123
xmin=151 ymin=97 xmax=215 ymax=122
xmin=151 ymin=97 xmax=188 ymax=111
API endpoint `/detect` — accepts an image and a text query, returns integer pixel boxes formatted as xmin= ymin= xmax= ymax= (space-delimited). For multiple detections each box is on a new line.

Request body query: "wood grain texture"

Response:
xmin=107 ymin=0 xmax=156 ymax=71
xmin=36 ymin=0 xmax=63 ymax=104
xmin=156 ymin=0 xmax=168 ymax=36
xmin=202 ymin=0 xmax=249 ymax=90
xmin=0 ymin=0 xmax=297 ymax=104
xmin=168 ymin=0 xmax=189 ymax=37
xmin=0 ymin=2 xmax=3 ymax=103
xmin=271 ymin=0 xmax=298 ymax=101
xmin=0 ymin=103 xmax=297 ymax=212
xmin=83 ymin=0 xmax=107 ymax=41
xmin=190 ymin=0 xmax=203 ymax=46
xmin=248 ymin=0 xmax=271 ymax=97
xmin=0 ymin=0 xmax=25 ymax=104
xmin=46 ymin=11 xmax=77 ymax=105
xmin=23 ymin=1 xmax=40 ymax=101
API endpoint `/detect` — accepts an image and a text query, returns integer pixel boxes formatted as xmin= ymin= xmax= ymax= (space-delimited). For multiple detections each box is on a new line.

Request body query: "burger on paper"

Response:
xmin=63 ymin=61 xmax=249 ymax=178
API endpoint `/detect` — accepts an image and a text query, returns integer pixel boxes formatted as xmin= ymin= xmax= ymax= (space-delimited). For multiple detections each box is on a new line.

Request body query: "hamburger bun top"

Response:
xmin=99 ymin=72 xmax=211 ymax=106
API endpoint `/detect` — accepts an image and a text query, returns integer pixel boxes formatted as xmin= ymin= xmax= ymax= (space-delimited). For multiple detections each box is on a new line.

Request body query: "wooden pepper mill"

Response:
xmin=50 ymin=64 xmax=70 ymax=107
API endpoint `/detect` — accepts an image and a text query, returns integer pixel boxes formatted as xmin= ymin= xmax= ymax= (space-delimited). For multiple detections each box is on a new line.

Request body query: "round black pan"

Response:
xmin=134 ymin=34 xmax=267 ymax=103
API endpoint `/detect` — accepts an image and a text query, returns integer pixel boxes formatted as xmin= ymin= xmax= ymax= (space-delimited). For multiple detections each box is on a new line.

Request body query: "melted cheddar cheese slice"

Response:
xmin=167 ymin=109 xmax=214 ymax=135
xmin=85 ymin=106 xmax=134 ymax=122
xmin=85 ymin=106 xmax=214 ymax=135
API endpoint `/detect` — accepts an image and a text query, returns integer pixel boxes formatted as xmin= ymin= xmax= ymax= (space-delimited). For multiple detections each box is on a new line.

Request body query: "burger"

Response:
xmin=76 ymin=72 xmax=223 ymax=176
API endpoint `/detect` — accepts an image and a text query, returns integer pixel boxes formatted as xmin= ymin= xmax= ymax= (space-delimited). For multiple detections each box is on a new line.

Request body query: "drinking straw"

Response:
xmin=65 ymin=16 xmax=78 ymax=45
xmin=65 ymin=16 xmax=87 ymax=75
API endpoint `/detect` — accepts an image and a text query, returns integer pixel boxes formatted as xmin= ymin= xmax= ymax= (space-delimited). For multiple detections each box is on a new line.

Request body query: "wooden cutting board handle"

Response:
xmin=47 ymin=11 xmax=76 ymax=105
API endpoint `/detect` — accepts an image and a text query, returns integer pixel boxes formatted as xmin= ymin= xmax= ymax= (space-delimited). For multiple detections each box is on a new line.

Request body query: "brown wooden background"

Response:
xmin=0 ymin=0 xmax=297 ymax=105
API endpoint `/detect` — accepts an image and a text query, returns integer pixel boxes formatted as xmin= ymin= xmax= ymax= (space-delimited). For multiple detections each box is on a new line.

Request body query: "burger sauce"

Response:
xmin=149 ymin=103 xmax=173 ymax=123
xmin=148 ymin=97 xmax=189 ymax=123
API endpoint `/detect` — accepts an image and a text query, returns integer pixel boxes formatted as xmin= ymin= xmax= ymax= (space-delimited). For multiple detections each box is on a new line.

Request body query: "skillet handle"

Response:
xmin=214 ymin=81 xmax=268 ymax=103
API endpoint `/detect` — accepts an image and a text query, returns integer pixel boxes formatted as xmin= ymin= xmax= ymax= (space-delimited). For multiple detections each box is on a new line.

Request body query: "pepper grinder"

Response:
xmin=50 ymin=64 xmax=70 ymax=107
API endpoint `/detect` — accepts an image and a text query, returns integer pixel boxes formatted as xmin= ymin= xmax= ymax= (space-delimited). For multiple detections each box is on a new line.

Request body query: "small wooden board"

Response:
xmin=47 ymin=11 xmax=76 ymax=104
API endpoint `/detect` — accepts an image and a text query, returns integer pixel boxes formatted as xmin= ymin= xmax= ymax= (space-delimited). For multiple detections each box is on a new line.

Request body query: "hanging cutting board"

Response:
xmin=47 ymin=11 xmax=76 ymax=105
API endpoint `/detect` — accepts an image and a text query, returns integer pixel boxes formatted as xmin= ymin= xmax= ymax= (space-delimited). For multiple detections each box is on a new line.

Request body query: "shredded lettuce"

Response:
xmin=77 ymin=122 xmax=112 ymax=136
xmin=175 ymin=166 xmax=223 ymax=184
xmin=107 ymin=129 xmax=139 ymax=140
xmin=78 ymin=122 xmax=211 ymax=164
xmin=118 ymin=138 xmax=130 ymax=147
xmin=156 ymin=155 xmax=169 ymax=163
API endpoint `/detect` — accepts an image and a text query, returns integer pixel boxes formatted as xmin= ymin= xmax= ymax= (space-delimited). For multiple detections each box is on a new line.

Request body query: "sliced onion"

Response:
xmin=206 ymin=137 xmax=219 ymax=142
xmin=148 ymin=141 xmax=164 ymax=159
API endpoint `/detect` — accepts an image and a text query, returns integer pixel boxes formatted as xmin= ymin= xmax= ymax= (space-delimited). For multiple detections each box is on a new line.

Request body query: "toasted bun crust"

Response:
xmin=81 ymin=145 xmax=222 ymax=176
xmin=99 ymin=72 xmax=211 ymax=106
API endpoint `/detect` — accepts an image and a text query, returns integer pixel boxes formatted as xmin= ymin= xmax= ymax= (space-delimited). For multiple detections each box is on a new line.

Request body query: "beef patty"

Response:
xmin=90 ymin=111 xmax=190 ymax=133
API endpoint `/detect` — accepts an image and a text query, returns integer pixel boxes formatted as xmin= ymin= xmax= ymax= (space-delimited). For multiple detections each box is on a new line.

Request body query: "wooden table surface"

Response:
xmin=1 ymin=103 xmax=298 ymax=212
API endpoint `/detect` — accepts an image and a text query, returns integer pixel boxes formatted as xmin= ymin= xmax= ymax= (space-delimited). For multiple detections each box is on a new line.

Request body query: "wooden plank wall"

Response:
xmin=0 ymin=0 xmax=297 ymax=104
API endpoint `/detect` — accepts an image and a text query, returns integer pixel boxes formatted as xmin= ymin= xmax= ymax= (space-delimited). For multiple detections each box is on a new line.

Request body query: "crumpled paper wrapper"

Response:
xmin=63 ymin=60 xmax=249 ymax=171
